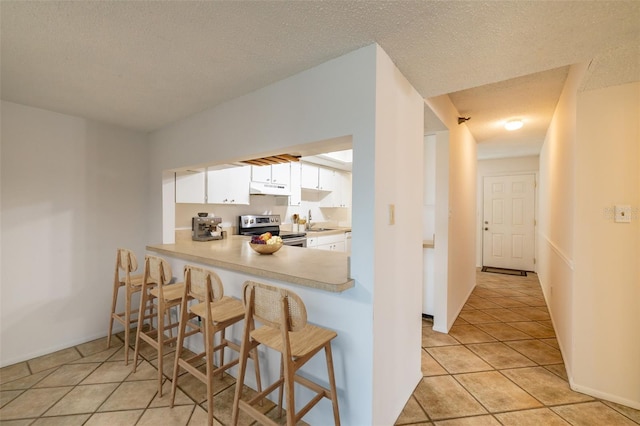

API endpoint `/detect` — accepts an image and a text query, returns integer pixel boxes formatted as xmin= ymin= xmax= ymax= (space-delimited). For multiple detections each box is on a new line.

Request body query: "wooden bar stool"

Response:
xmin=170 ymin=265 xmax=262 ymax=426
xmin=107 ymin=248 xmax=152 ymax=365
xmin=132 ymin=255 xmax=184 ymax=396
xmin=232 ymin=281 xmax=340 ymax=426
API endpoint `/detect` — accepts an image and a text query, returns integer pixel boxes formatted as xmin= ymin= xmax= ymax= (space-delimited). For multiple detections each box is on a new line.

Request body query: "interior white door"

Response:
xmin=483 ymin=174 xmax=536 ymax=271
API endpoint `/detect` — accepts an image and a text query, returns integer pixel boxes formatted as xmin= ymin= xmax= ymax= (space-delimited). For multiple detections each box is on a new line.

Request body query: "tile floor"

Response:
xmin=395 ymin=269 xmax=640 ymax=425
xmin=1 ymin=270 xmax=639 ymax=425
xmin=0 ymin=327 xmax=281 ymax=425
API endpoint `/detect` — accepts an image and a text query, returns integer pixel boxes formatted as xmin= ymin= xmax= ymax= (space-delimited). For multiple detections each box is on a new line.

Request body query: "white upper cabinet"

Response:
xmin=175 ymin=169 xmax=206 ymax=203
xmin=301 ymin=162 xmax=352 ymax=207
xmin=301 ymin=163 xmax=338 ymax=192
xmin=271 ymin=163 xmax=291 ymax=185
xmin=301 ymin=163 xmax=336 ymax=191
xmin=251 ymin=165 xmax=271 ymax=183
xmin=318 ymin=167 xmax=336 ymax=191
xmin=251 ymin=163 xmax=291 ymax=186
xmin=207 ymin=166 xmax=251 ymax=204
xmin=301 ymin=163 xmax=319 ymax=190
xmin=333 ymin=170 xmax=352 ymax=208
xmin=289 ymin=162 xmax=302 ymax=206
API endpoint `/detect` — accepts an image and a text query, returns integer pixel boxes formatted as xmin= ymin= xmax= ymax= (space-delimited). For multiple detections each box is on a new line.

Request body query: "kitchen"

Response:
xmin=173 ymin=149 xmax=353 ymax=252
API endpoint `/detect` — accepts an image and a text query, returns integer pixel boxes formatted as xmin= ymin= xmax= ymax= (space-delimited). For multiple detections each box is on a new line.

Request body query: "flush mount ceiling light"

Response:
xmin=505 ymin=119 xmax=524 ymax=131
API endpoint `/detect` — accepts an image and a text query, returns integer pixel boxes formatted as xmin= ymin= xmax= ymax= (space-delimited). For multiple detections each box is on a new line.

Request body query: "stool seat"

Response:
xmin=149 ymin=282 xmax=185 ymax=301
xmin=190 ymin=296 xmax=245 ymax=323
xmin=251 ymin=324 xmax=337 ymax=358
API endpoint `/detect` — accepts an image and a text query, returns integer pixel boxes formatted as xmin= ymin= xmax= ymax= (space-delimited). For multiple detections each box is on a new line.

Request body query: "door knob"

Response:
xmin=484 ymin=227 xmax=489 ymax=231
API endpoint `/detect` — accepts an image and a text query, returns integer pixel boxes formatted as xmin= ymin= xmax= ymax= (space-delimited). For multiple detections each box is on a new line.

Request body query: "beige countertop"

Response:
xmin=147 ymin=235 xmax=354 ymax=293
xmin=304 ymin=227 xmax=351 ymax=237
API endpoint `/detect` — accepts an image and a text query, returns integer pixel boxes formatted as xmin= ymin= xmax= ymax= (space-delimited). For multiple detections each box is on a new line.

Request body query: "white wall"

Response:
xmin=475 ymin=156 xmax=539 ymax=267
xmin=572 ymin=82 xmax=640 ymax=407
xmin=0 ymin=101 xmax=149 ymax=366
xmin=537 ymin=63 xmax=587 ymax=382
xmin=426 ymin=96 xmax=478 ymax=332
xmin=539 ymin=66 xmax=640 ymax=408
xmin=372 ymin=45 xmax=424 ymax=424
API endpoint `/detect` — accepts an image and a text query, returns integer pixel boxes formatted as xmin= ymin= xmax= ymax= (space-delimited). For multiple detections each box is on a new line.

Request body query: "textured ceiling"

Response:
xmin=449 ymin=66 xmax=570 ymax=159
xmin=1 ymin=1 xmax=639 ymax=158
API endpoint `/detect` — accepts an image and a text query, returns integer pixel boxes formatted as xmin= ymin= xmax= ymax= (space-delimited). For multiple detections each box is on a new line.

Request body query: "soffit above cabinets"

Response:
xmin=240 ymin=154 xmax=300 ymax=166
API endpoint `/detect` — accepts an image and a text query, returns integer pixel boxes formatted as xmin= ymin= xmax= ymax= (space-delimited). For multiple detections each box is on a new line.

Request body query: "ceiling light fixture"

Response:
xmin=505 ymin=119 xmax=523 ymax=131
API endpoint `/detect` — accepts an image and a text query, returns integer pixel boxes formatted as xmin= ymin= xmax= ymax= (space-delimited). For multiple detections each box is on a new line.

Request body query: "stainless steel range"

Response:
xmin=238 ymin=214 xmax=307 ymax=247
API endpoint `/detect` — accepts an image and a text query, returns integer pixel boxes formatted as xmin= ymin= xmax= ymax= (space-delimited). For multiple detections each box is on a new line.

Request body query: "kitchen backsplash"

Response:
xmin=175 ymin=195 xmax=351 ymax=233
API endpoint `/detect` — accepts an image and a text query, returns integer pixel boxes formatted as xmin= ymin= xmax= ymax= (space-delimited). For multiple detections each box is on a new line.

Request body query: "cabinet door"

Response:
xmin=301 ymin=163 xmax=319 ymax=189
xmin=251 ymin=165 xmax=271 ymax=183
xmin=227 ymin=166 xmax=251 ymax=204
xmin=270 ymin=163 xmax=291 ymax=186
xmin=207 ymin=166 xmax=250 ymax=204
xmin=206 ymin=169 xmax=225 ymax=204
xmin=175 ymin=170 xmax=206 ymax=203
xmin=318 ymin=167 xmax=336 ymax=191
xmin=289 ymin=162 xmax=301 ymax=206
xmin=316 ymin=241 xmax=345 ymax=251
xmin=335 ymin=170 xmax=352 ymax=207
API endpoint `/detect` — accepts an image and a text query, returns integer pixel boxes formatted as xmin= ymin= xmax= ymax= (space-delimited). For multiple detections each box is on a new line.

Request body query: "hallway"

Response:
xmin=395 ymin=269 xmax=640 ymax=425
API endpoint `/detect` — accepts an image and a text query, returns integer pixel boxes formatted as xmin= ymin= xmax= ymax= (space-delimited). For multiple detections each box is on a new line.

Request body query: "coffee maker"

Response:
xmin=192 ymin=216 xmax=223 ymax=241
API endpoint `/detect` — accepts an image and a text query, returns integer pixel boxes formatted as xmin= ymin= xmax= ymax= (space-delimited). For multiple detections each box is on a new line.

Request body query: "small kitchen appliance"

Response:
xmin=192 ymin=216 xmax=223 ymax=241
xmin=238 ymin=214 xmax=307 ymax=247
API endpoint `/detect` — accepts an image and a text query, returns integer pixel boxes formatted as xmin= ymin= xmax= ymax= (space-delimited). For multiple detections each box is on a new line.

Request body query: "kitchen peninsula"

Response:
xmin=147 ymin=235 xmax=354 ymax=292
xmin=147 ymin=235 xmax=356 ymax=422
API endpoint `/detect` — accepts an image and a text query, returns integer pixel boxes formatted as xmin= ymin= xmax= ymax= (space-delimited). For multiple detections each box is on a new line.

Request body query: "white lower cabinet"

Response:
xmin=310 ymin=233 xmax=345 ymax=252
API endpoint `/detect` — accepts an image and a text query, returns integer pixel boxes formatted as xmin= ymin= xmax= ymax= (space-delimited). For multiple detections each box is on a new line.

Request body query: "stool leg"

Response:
xmin=251 ymin=345 xmax=263 ymax=400
xmin=132 ymin=286 xmax=148 ymax=373
xmin=277 ymin=355 xmax=285 ymax=418
xmin=231 ymin=321 xmax=252 ymax=425
xmin=205 ymin=322 xmax=215 ymax=426
xmin=107 ymin=281 xmax=119 ymax=350
xmin=123 ymin=285 xmax=133 ymax=365
xmin=157 ymin=298 xmax=165 ymax=396
xmin=284 ymin=354 xmax=296 ymax=425
xmin=171 ymin=296 xmax=190 ymax=408
xmin=325 ymin=344 xmax=340 ymax=426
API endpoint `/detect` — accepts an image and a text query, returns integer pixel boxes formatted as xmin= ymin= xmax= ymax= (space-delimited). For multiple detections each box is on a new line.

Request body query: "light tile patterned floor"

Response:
xmin=395 ymin=269 xmax=640 ymax=425
xmin=1 ymin=269 xmax=639 ymax=425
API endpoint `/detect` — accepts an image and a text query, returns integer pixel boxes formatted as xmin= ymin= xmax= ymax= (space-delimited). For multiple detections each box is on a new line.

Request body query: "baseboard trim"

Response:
xmin=569 ymin=380 xmax=640 ymax=410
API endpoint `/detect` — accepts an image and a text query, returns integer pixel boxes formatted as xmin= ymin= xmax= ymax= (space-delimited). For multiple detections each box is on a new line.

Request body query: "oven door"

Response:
xmin=282 ymin=236 xmax=307 ymax=248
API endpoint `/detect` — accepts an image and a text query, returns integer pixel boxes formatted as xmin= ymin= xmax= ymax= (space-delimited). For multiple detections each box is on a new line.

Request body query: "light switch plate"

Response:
xmin=614 ymin=205 xmax=632 ymax=223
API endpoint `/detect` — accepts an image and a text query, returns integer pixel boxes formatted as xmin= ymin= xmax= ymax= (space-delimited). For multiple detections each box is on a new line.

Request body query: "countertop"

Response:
xmin=304 ymin=226 xmax=351 ymax=237
xmin=147 ymin=235 xmax=354 ymax=293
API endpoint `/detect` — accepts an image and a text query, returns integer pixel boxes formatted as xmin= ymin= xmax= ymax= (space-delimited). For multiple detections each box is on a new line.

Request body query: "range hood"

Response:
xmin=249 ymin=181 xmax=291 ymax=196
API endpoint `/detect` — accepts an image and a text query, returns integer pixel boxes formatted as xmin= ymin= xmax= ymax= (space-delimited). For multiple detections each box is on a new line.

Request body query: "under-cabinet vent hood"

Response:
xmin=249 ymin=181 xmax=291 ymax=196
